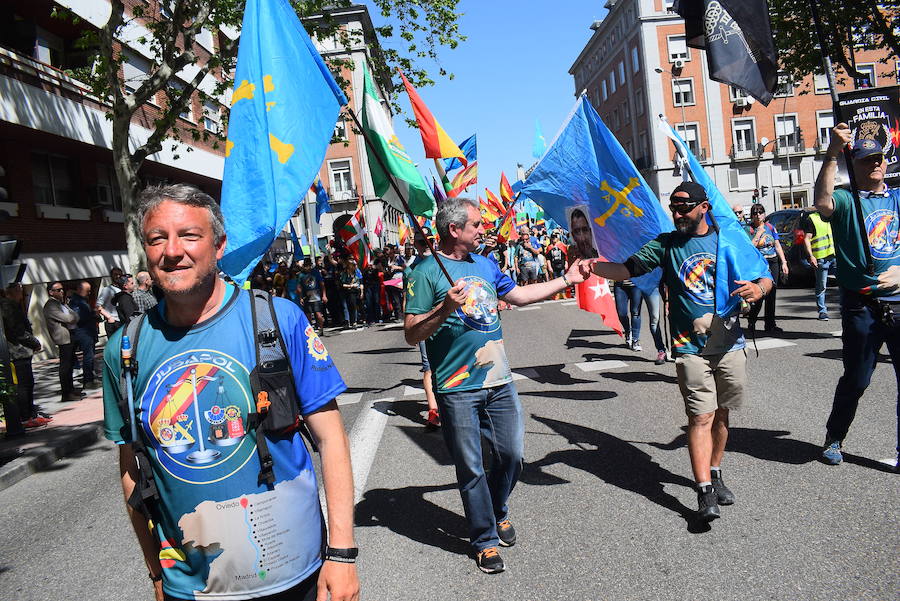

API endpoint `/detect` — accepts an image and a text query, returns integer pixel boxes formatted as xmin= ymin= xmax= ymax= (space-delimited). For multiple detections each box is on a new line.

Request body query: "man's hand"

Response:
xmin=809 ymin=256 xmax=818 ymax=269
xmin=482 ymin=234 xmax=497 ymax=251
xmin=443 ymin=279 xmax=468 ymax=312
xmin=564 ymin=259 xmax=592 ymax=285
xmin=875 ymin=265 xmax=900 ymax=294
xmin=781 ymin=262 xmax=789 ymax=276
xmin=317 ymin=560 xmax=359 ymax=601
xmin=828 ymin=123 xmax=852 ymax=156
xmin=731 ymin=280 xmax=765 ymax=303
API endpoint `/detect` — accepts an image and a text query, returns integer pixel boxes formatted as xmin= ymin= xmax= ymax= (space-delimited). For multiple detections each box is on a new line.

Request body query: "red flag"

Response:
xmin=499 ymin=172 xmax=514 ymax=207
xmin=374 ymin=216 xmax=384 ymax=237
xmin=338 ymin=208 xmax=371 ymax=268
xmin=398 ymin=70 xmax=467 ymax=166
xmin=576 ymin=274 xmax=623 ymax=336
xmin=485 ymin=188 xmax=506 ymax=215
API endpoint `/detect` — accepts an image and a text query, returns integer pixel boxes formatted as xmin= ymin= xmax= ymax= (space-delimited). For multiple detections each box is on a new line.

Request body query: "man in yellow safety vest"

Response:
xmin=802 ymin=209 xmax=836 ymax=320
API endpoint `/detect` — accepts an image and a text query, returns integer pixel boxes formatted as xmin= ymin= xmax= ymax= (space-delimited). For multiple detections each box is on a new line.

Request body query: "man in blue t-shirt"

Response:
xmin=815 ymin=127 xmax=900 ymax=468
xmin=103 ymin=184 xmax=359 ymax=601
xmin=589 ymin=181 xmax=773 ymax=523
xmin=404 ymin=197 xmax=591 ymax=574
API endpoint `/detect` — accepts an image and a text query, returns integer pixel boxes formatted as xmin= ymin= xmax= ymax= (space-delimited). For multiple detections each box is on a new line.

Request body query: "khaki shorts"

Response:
xmin=674 ymin=349 xmax=747 ymax=416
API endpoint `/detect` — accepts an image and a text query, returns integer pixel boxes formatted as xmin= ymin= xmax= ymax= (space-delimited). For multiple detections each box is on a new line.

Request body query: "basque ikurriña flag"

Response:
xmin=219 ymin=0 xmax=346 ymax=283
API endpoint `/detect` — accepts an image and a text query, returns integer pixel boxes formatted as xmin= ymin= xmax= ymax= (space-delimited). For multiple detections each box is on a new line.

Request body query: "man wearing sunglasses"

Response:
xmin=42 ymin=282 xmax=81 ymax=402
xmin=814 ymin=126 xmax=900 ymax=468
xmin=589 ymin=181 xmax=772 ymax=523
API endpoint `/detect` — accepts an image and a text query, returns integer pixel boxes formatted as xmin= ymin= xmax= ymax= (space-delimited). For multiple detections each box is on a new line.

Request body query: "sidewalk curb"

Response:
xmin=0 ymin=422 xmax=105 ymax=492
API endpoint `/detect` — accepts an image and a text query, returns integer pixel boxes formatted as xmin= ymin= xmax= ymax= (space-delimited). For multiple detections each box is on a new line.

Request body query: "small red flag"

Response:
xmin=576 ymin=274 xmax=623 ymax=336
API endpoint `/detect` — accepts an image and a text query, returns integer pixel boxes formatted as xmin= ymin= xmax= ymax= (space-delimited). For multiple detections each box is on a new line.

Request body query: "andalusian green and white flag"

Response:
xmin=360 ymin=64 xmax=434 ymax=217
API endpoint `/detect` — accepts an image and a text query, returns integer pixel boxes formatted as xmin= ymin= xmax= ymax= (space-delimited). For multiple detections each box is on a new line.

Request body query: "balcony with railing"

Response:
xmin=729 ymin=144 xmax=757 ymax=161
xmin=774 ymin=131 xmax=806 ymax=156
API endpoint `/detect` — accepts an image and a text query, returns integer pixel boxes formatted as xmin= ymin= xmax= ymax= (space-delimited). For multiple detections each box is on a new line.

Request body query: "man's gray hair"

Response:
xmin=435 ymin=196 xmax=478 ymax=240
xmin=136 ymin=184 xmax=225 ymax=243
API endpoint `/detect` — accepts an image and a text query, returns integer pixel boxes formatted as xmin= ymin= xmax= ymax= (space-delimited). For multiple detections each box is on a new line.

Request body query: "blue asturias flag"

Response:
xmin=532 ymin=119 xmax=546 ymax=159
xmin=312 ymin=177 xmax=331 ymax=222
xmin=219 ymin=0 xmax=347 ymax=283
xmin=442 ymin=134 xmax=476 ymax=172
xmin=521 ymin=96 xmax=672 ymax=292
xmin=288 ymin=220 xmax=305 ymax=261
xmin=658 ymin=118 xmax=769 ymax=316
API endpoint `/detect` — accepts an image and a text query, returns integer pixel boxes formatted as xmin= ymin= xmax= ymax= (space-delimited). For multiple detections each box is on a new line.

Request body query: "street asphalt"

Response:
xmin=0 ymin=286 xmax=897 ymax=601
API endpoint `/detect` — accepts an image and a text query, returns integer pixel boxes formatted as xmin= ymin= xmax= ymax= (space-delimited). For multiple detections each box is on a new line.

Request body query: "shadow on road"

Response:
xmin=514 ymin=364 xmax=594 ymax=386
xmin=522 ymin=415 xmax=709 ymax=533
xmin=650 ymin=427 xmax=820 ymax=465
xmin=601 ymin=371 xmax=678 ymax=384
xmin=349 ymin=346 xmax=415 ymax=355
xmin=520 ymin=389 xmax=617 ymax=402
xmin=355 ymin=482 xmax=471 ymax=556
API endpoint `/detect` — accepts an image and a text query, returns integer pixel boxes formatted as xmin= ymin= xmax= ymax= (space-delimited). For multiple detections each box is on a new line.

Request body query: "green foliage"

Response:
xmin=769 ymin=0 xmax=899 ymax=88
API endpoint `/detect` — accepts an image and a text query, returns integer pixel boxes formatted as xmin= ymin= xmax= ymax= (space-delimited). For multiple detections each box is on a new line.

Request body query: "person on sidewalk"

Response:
xmin=814 ymin=128 xmax=900 ymax=468
xmin=112 ymin=274 xmax=139 ymax=329
xmin=69 ymin=281 xmax=100 ymax=390
xmin=404 ymin=196 xmax=591 ymax=574
xmin=801 ymin=210 xmax=836 ymax=320
xmin=588 ymin=181 xmax=772 ymax=523
xmin=96 ymin=266 xmax=124 ymax=337
xmin=744 ymin=204 xmax=788 ymax=333
xmin=132 ymin=271 xmax=158 ymax=314
xmin=102 ymin=183 xmax=358 ymax=601
xmin=42 ymin=281 xmax=80 ymax=402
xmin=1 ymin=283 xmax=47 ymax=430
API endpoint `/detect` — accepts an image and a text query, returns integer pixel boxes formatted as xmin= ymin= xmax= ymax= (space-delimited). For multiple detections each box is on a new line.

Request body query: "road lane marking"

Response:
xmin=830 ymin=330 xmax=842 ymax=337
xmin=337 ymin=393 xmax=363 ymax=406
xmin=561 ymin=301 xmax=577 ymax=306
xmin=518 ymin=306 xmax=541 ymax=311
xmin=575 ymin=360 xmax=628 ymax=372
xmin=752 ymin=338 xmax=797 ymax=350
xmin=349 ymin=397 xmax=393 ymax=504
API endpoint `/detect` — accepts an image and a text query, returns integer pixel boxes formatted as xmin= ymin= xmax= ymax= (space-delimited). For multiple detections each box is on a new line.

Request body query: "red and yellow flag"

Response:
xmin=485 ymin=188 xmax=506 ymax=215
xmin=496 ymin=208 xmax=518 ymax=244
xmin=500 ymin=172 xmax=514 ymax=207
xmin=398 ymin=70 xmax=467 ymax=166
xmin=448 ymin=161 xmax=478 ymax=198
xmin=398 ymin=216 xmax=410 ymax=245
xmin=480 ymin=195 xmax=502 ymax=225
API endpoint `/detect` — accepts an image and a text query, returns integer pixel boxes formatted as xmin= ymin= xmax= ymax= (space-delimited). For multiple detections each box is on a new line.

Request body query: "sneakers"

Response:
xmin=22 ymin=417 xmax=52 ymax=429
xmin=475 ymin=547 xmax=505 ymax=574
xmin=631 ymin=341 xmax=642 ymax=352
xmin=624 ymin=335 xmax=633 ymax=348
xmin=696 ymin=485 xmax=720 ymax=522
xmin=425 ymin=408 xmax=441 ymax=429
xmin=655 ymin=350 xmax=667 ymax=365
xmin=710 ymin=470 xmax=735 ymax=505
xmin=818 ymin=312 xmax=829 ymax=321
xmin=821 ymin=439 xmax=843 ymax=465
xmin=496 ymin=519 xmax=517 ymax=547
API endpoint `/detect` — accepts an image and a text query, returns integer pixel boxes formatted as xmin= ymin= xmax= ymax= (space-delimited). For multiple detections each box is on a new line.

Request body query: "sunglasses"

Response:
xmin=751 ymin=209 xmax=765 ymax=215
xmin=670 ymin=202 xmax=702 ymax=215
xmin=50 ymin=287 xmax=64 ymax=292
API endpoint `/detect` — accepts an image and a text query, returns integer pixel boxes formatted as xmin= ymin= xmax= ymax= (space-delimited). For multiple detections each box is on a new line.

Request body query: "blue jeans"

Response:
xmin=826 ymin=290 xmax=900 ymax=452
xmin=813 ymin=257 xmax=836 ymax=314
xmin=614 ymin=284 xmax=642 ymax=341
xmin=436 ymin=383 xmax=524 ymax=551
xmin=364 ymin=286 xmax=381 ymax=323
xmin=71 ymin=328 xmax=96 ymax=384
xmin=641 ymin=288 xmax=666 ymax=352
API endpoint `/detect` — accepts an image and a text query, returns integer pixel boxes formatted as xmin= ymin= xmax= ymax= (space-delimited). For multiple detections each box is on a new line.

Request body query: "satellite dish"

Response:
xmin=746 ymin=97 xmax=754 ymax=105
xmin=760 ymin=137 xmax=769 ymax=146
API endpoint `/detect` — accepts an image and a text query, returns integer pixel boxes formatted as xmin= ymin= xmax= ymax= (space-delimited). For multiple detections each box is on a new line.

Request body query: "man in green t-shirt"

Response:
xmin=589 ymin=181 xmax=772 ymax=523
xmin=404 ymin=197 xmax=591 ymax=574
xmin=814 ymin=125 xmax=900 ymax=468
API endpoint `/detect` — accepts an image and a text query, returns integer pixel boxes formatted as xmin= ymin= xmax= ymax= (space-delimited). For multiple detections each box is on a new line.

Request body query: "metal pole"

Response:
xmin=345 ymin=105 xmax=455 ymax=285
xmin=302 ymin=195 xmax=317 ymax=262
xmin=808 ymin=0 xmax=874 ymax=274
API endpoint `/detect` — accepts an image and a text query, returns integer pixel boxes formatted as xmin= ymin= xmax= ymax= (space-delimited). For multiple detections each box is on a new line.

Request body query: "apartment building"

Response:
xmin=570 ymin=0 xmax=894 ymax=211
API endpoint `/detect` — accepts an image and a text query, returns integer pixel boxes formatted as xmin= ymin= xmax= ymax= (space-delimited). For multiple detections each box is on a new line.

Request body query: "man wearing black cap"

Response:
xmin=589 ymin=181 xmax=772 ymax=522
xmin=814 ymin=124 xmax=900 ymax=468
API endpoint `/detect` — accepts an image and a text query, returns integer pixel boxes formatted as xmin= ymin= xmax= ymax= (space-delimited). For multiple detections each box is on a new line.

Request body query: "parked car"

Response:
xmin=765 ymin=208 xmax=815 ymax=287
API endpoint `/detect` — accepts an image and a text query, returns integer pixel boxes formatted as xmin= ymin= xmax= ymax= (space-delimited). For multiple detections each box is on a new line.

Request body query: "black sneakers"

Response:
xmin=475 ymin=547 xmax=505 ymax=574
xmin=696 ymin=485 xmax=720 ymax=522
xmin=497 ymin=519 xmax=517 ymax=547
xmin=711 ymin=470 xmax=735 ymax=505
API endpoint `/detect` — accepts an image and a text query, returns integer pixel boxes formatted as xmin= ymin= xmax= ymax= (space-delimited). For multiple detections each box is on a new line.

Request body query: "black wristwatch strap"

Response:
xmin=149 ymin=572 xmax=163 ymax=582
xmin=324 ymin=546 xmax=359 ymax=563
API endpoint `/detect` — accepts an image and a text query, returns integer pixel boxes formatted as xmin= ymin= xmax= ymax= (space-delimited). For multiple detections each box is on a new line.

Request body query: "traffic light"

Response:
xmin=761 ymin=185 xmax=769 ymax=198
xmin=752 ymin=188 xmax=759 ymax=201
xmin=0 ymin=237 xmax=25 ymax=289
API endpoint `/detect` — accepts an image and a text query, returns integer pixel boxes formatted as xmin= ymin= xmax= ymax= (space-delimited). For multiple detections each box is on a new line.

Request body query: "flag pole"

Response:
xmin=302 ymin=194 xmax=318 ymax=263
xmin=345 ymin=105 xmax=455 ymax=285
xmin=808 ymin=0 xmax=873 ymax=275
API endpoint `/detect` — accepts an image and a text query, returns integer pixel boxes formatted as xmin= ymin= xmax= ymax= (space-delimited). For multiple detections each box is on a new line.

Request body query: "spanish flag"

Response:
xmin=485 ymin=188 xmax=506 ymax=215
xmin=398 ymin=69 xmax=467 ymax=167
xmin=499 ymin=172 xmax=515 ymax=207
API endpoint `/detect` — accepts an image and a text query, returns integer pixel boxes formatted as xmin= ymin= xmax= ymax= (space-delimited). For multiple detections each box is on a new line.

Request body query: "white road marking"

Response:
xmin=575 ymin=360 xmax=628 ymax=372
xmin=751 ymin=338 xmax=797 ymax=350
xmin=403 ymin=385 xmax=424 ymax=396
xmin=339 ymin=327 xmax=366 ymax=335
xmin=514 ymin=368 xmax=540 ymax=380
xmin=349 ymin=397 xmax=393 ymax=504
xmin=380 ymin=323 xmax=404 ymax=331
xmin=518 ymin=306 xmax=541 ymax=311
xmin=878 ymin=457 xmax=898 ymax=468
xmin=830 ymin=330 xmax=842 ymax=337
xmin=337 ymin=393 xmax=363 ymax=406
xmin=561 ymin=301 xmax=577 ymax=306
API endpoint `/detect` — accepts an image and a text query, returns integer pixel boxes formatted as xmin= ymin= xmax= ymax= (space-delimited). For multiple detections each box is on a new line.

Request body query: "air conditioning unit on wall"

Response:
xmin=735 ymin=98 xmax=748 ymax=107
xmin=673 ymin=58 xmax=685 ymax=70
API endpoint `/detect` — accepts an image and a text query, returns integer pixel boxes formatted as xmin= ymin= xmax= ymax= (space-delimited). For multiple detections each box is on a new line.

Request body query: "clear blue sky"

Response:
xmin=369 ymin=1 xmax=608 ymax=194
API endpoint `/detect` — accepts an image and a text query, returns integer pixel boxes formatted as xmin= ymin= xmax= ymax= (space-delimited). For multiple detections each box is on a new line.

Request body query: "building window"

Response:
xmin=612 ymin=107 xmax=620 ymax=129
xmin=203 ymin=100 xmax=221 ymax=133
xmin=609 ymin=72 xmax=617 ymax=95
xmin=732 ymin=118 xmax=756 ymax=157
xmin=333 ymin=119 xmax=347 ymax=141
xmin=729 ymin=86 xmax=748 ymax=102
xmin=664 ymin=0 xmax=676 ymax=12
xmin=672 ymin=78 xmax=695 ymax=106
xmin=329 ymin=159 xmax=354 ymax=200
xmin=855 ymin=63 xmax=876 ymax=88
xmin=667 ymin=35 xmax=688 ymax=62
xmin=32 ymin=152 xmax=79 ymax=208
xmin=617 ymin=61 xmax=625 ymax=86
xmin=631 ymin=46 xmax=640 ymax=73
xmin=123 ymin=51 xmax=151 ymax=95
xmin=775 ymin=114 xmax=800 ymax=151
xmin=816 ymin=111 xmax=834 ymax=147
xmin=95 ymin=164 xmax=123 ymax=212
xmin=635 ymin=87 xmax=645 ymax=115
xmin=675 ymin=123 xmax=700 ymax=156
xmin=622 ymin=102 xmax=630 ymax=122
xmin=814 ymin=72 xmax=830 ymax=94
xmin=774 ymin=72 xmax=794 ymax=97
xmin=601 ymin=79 xmax=608 ymax=102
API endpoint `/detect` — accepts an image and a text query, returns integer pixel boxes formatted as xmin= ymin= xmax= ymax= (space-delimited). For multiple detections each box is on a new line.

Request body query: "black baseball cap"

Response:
xmin=414 ymin=226 xmax=433 ymax=242
xmin=671 ymin=181 xmax=708 ymax=204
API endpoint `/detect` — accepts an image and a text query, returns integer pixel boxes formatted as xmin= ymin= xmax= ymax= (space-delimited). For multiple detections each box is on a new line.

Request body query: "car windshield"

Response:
xmin=766 ymin=211 xmax=800 ymax=235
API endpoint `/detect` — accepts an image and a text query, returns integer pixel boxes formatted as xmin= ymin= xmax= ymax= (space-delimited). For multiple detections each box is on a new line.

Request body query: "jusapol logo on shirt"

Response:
xmin=455 ymin=276 xmax=500 ymax=333
xmin=678 ymin=252 xmax=716 ymax=306
xmin=865 ymin=209 xmax=900 ymax=259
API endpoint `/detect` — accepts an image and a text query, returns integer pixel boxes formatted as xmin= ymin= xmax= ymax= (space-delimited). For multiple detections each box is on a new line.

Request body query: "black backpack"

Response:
xmin=549 ymin=246 xmax=565 ymax=270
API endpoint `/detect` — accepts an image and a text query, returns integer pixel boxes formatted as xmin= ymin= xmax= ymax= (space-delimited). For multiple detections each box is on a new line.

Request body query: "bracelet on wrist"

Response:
xmin=324 ymin=546 xmax=359 ymax=564
xmin=824 ymin=155 xmax=839 ymax=162
xmin=561 ymin=274 xmax=572 ymax=287
xmin=148 ymin=572 xmax=163 ymax=582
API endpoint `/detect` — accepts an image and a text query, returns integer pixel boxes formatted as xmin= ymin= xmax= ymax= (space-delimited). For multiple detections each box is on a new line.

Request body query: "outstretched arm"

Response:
xmin=502 ymin=259 xmax=592 ymax=306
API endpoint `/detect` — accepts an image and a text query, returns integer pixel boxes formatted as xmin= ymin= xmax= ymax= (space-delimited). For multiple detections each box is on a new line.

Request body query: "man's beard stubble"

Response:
xmin=156 ymin=262 xmax=219 ymax=298
xmin=674 ymin=213 xmax=703 ymax=235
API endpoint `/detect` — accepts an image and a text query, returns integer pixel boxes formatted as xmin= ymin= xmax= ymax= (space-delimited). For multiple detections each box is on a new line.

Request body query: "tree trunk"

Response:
xmin=111 ymin=114 xmax=145 ymax=272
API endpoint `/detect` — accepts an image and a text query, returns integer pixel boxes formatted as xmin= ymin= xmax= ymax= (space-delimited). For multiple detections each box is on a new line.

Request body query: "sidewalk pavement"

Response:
xmin=0 ymin=357 xmax=107 ymax=492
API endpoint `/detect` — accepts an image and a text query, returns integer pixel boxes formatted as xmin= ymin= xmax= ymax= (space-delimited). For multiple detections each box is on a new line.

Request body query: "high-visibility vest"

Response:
xmin=808 ymin=212 xmax=835 ymax=259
